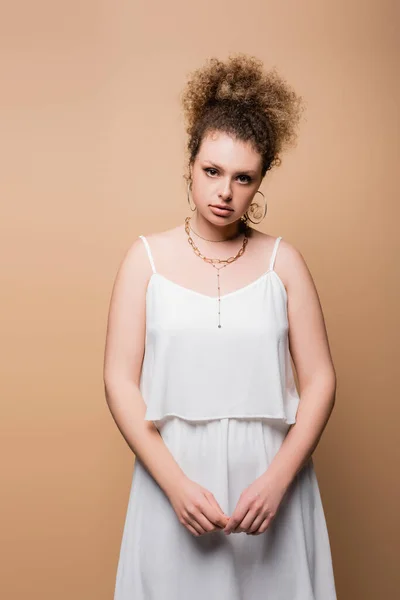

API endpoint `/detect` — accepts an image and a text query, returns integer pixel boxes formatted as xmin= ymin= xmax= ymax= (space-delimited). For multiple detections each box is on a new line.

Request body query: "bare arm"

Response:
xmin=103 ymin=237 xmax=186 ymax=498
xmin=222 ymin=241 xmax=337 ymax=536
xmin=264 ymin=241 xmax=337 ymax=491
xmin=103 ymin=237 xmax=229 ymax=535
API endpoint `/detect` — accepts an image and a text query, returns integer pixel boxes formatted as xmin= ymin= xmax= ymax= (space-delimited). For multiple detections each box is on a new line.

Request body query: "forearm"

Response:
xmin=104 ymin=377 xmax=186 ymax=497
xmin=264 ymin=372 xmax=336 ymax=491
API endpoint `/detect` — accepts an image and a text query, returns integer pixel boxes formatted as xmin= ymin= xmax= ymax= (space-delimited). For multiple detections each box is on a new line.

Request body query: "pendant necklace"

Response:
xmin=184 ymin=216 xmax=249 ymax=328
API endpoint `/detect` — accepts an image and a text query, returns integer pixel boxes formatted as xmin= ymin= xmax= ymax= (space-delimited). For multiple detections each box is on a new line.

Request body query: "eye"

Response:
xmin=204 ymin=168 xmax=252 ymax=184
xmin=238 ymin=174 xmax=252 ymax=184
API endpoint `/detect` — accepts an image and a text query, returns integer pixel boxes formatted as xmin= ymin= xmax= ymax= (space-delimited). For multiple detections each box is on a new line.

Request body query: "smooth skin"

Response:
xmin=103 ymin=130 xmax=336 ymax=538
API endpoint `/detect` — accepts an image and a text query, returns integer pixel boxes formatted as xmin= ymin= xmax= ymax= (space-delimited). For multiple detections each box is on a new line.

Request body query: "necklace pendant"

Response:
xmin=217 ymin=273 xmax=222 ymax=328
xmin=184 ymin=217 xmax=250 ymax=330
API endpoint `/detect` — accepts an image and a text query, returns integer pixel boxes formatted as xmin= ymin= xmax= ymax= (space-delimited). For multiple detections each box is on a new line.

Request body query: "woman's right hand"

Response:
xmin=167 ymin=476 xmax=229 ymax=537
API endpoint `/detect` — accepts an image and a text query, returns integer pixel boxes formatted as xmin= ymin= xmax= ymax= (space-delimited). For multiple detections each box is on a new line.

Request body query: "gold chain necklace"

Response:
xmin=184 ymin=216 xmax=249 ymax=328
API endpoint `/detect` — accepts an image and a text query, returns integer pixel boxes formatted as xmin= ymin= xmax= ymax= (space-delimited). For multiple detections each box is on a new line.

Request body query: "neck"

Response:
xmin=189 ymin=211 xmax=245 ymax=242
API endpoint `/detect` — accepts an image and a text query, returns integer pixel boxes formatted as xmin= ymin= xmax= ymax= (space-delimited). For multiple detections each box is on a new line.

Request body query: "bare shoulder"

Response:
xmin=273 ymin=236 xmax=336 ymax=386
xmin=272 ymin=235 xmax=318 ymax=297
xmin=143 ymin=224 xmax=184 ymax=246
xmin=123 ymin=225 xmax=175 ymax=263
xmin=140 ymin=225 xmax=187 ymax=260
xmin=116 ymin=225 xmax=180 ymax=281
xmin=248 ymin=229 xmax=309 ymax=281
xmin=119 ymin=234 xmax=153 ymax=280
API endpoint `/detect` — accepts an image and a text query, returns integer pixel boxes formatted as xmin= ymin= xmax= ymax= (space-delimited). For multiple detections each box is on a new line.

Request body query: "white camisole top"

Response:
xmin=138 ymin=235 xmax=300 ymax=427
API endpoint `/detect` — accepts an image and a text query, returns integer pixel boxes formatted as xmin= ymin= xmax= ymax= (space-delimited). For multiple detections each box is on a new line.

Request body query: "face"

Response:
xmin=190 ymin=130 xmax=263 ymax=224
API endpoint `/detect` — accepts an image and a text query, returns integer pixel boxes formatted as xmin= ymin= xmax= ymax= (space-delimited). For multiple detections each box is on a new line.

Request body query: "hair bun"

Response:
xmin=181 ymin=52 xmax=306 ymax=177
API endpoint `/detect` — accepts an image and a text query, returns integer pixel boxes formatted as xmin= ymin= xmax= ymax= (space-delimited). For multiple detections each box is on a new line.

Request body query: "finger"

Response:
xmin=224 ymin=503 xmax=249 ymax=534
xmin=202 ymin=502 xmax=228 ymax=529
xmin=203 ymin=495 xmax=229 ymax=528
xmin=233 ymin=510 xmax=259 ymax=533
xmin=179 ymin=513 xmax=204 ymax=536
xmin=248 ymin=516 xmax=271 ymax=535
xmin=187 ymin=516 xmax=206 ymax=536
xmin=245 ymin=513 xmax=265 ymax=534
xmin=205 ymin=492 xmax=229 ymax=527
xmin=195 ymin=511 xmax=221 ymax=533
xmin=186 ymin=523 xmax=201 ymax=537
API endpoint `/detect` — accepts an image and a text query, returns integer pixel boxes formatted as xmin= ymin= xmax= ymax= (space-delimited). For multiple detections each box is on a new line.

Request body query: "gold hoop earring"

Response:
xmin=187 ymin=180 xmax=197 ymax=212
xmin=244 ymin=190 xmax=267 ymax=224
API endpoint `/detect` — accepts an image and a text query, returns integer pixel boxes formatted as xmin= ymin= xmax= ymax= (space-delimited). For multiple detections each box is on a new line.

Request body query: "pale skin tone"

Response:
xmin=103 ymin=130 xmax=336 ymax=538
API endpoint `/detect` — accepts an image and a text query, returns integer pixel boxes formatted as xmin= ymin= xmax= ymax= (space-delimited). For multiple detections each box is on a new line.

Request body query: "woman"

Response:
xmin=104 ymin=53 xmax=337 ymax=599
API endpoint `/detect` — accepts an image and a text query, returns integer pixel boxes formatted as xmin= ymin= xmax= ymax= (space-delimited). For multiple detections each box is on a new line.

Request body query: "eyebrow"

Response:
xmin=203 ymin=160 xmax=257 ymax=175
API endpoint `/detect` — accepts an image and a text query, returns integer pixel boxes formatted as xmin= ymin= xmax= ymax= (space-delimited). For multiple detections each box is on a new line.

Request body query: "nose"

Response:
xmin=218 ymin=178 xmax=233 ymax=201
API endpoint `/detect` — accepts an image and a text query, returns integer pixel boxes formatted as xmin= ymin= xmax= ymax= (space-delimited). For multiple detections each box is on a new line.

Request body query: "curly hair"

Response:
xmin=180 ymin=53 xmax=306 ymax=182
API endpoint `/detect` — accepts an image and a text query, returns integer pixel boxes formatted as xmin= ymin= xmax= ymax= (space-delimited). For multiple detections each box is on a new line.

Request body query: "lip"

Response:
xmin=209 ymin=205 xmax=234 ymax=217
xmin=210 ymin=204 xmax=233 ymax=211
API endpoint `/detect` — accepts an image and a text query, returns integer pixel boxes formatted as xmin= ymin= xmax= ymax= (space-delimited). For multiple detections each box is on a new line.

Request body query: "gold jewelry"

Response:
xmin=187 ymin=181 xmax=196 ymax=211
xmin=244 ymin=190 xmax=267 ymax=224
xmin=184 ymin=216 xmax=249 ymax=328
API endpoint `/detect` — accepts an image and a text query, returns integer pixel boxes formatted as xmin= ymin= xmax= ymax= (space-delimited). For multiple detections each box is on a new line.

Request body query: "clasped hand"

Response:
xmin=223 ymin=473 xmax=288 ymax=535
xmin=168 ymin=472 xmax=288 ymax=537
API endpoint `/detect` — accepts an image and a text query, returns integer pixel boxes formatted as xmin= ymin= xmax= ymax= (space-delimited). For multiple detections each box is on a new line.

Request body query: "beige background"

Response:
xmin=1 ymin=1 xmax=399 ymax=598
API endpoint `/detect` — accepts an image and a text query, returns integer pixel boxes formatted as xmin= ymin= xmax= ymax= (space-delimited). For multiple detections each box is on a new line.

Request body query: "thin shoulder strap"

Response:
xmin=138 ymin=235 xmax=157 ymax=274
xmin=269 ymin=236 xmax=283 ymax=272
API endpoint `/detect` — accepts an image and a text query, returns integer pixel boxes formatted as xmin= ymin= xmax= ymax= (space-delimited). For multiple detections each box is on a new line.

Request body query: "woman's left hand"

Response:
xmin=223 ymin=473 xmax=290 ymax=535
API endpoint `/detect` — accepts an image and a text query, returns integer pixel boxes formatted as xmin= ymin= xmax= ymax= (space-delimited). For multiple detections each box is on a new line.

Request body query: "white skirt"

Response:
xmin=114 ymin=417 xmax=337 ymax=600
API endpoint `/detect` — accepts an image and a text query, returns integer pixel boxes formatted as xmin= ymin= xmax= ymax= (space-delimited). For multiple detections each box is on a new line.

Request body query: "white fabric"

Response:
xmin=114 ymin=235 xmax=337 ymax=600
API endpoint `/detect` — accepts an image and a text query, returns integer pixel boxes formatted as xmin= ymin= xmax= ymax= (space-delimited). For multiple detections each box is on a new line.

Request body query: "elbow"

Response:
xmin=330 ymin=367 xmax=338 ymax=404
xmin=103 ymin=371 xmax=113 ymax=395
xmin=103 ymin=375 xmax=115 ymax=407
xmin=300 ymin=367 xmax=337 ymax=405
xmin=103 ymin=371 xmax=140 ymax=400
xmin=103 ymin=372 xmax=123 ymax=404
xmin=323 ymin=367 xmax=337 ymax=401
xmin=326 ymin=371 xmax=337 ymax=410
xmin=103 ymin=366 xmax=125 ymax=392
